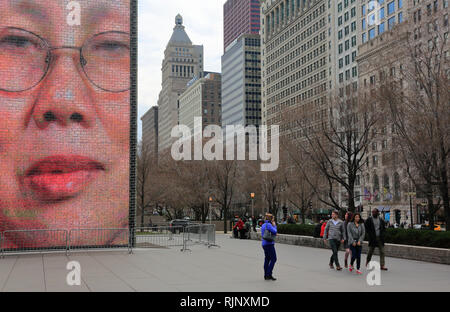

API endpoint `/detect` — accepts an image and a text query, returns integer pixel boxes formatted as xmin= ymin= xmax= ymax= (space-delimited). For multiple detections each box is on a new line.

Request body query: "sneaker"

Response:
xmin=264 ymin=276 xmax=270 ymax=280
xmin=381 ymin=266 xmax=388 ymax=271
xmin=348 ymin=265 xmax=354 ymax=272
xmin=344 ymin=260 xmax=348 ymax=268
xmin=336 ymin=266 xmax=343 ymax=271
xmin=356 ymin=270 xmax=362 ymax=275
xmin=329 ymin=264 xmax=334 ymax=270
xmin=268 ymin=276 xmax=277 ymax=281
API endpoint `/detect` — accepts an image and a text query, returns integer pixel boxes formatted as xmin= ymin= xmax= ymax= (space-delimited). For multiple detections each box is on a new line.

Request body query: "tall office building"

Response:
xmin=178 ymin=73 xmax=222 ymax=132
xmin=261 ymin=0 xmax=330 ymax=139
xmin=356 ymin=0 xmax=448 ymax=224
xmin=222 ymin=34 xmax=262 ymax=130
xmin=224 ymin=0 xmax=261 ymax=51
xmin=157 ymin=15 xmax=204 ymax=153
xmin=141 ymin=106 xmax=159 ymax=159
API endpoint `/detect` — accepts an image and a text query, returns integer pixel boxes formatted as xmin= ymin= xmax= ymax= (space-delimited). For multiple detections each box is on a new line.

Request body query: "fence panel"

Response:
xmin=1 ymin=229 xmax=68 ymax=255
xmin=184 ymin=224 xmax=217 ymax=249
xmin=135 ymin=226 xmax=184 ymax=248
xmin=68 ymin=228 xmax=130 ymax=252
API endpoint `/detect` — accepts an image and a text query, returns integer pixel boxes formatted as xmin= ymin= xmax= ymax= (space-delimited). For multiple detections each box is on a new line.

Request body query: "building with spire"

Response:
xmin=156 ymin=14 xmax=204 ymax=153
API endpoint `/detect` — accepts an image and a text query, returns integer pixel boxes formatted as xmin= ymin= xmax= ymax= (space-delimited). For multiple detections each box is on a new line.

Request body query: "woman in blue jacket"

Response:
xmin=261 ymin=213 xmax=277 ymax=281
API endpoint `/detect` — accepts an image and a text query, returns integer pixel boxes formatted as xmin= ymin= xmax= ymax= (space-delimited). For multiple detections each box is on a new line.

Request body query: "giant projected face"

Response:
xmin=0 ymin=0 xmax=130 ymax=248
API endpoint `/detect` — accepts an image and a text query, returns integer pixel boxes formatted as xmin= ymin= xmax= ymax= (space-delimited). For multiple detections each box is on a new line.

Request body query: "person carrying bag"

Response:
xmin=261 ymin=213 xmax=277 ymax=281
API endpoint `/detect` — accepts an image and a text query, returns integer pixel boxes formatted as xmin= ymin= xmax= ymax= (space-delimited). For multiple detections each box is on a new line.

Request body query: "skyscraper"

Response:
xmin=222 ymin=34 xmax=261 ymax=130
xmin=156 ymin=15 xmax=204 ymax=153
xmin=224 ymin=0 xmax=261 ymax=51
xmin=260 ymin=0 xmax=330 ymax=139
xmin=141 ymin=106 xmax=158 ymax=159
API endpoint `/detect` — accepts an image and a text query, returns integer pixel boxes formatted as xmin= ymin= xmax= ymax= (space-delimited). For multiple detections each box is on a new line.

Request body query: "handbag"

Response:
xmin=262 ymin=226 xmax=275 ymax=242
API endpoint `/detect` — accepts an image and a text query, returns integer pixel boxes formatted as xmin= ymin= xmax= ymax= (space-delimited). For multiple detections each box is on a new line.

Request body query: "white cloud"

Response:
xmin=138 ymin=0 xmax=225 ymax=140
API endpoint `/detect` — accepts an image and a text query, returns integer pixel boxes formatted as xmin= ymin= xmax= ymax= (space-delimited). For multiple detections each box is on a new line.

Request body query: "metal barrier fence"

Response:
xmin=134 ymin=226 xmax=184 ymax=248
xmin=0 ymin=229 xmax=68 ymax=257
xmin=0 ymin=224 xmax=218 ymax=257
xmin=68 ymin=228 xmax=130 ymax=253
xmin=182 ymin=224 xmax=219 ymax=251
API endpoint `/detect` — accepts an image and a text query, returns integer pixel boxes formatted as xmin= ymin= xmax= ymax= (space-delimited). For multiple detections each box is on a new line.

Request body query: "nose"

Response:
xmin=32 ymin=52 xmax=95 ymax=129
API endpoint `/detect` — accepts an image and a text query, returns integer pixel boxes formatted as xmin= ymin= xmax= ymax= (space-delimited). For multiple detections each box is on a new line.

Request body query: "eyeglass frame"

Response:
xmin=0 ymin=26 xmax=131 ymax=93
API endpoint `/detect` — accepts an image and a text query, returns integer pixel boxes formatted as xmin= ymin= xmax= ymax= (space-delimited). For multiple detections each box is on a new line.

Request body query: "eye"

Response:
xmin=0 ymin=35 xmax=34 ymax=48
xmin=93 ymin=40 xmax=129 ymax=53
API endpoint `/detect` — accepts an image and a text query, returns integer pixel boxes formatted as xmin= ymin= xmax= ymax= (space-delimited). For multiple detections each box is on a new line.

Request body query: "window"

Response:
xmin=388 ymin=16 xmax=396 ymax=29
xmin=398 ymin=0 xmax=403 ymax=9
xmin=369 ymin=13 xmax=376 ymax=26
xmin=379 ymin=22 xmax=385 ymax=34
xmin=362 ymin=33 xmax=367 ymax=43
xmin=362 ymin=19 xmax=366 ymax=31
xmin=388 ymin=1 xmax=395 ymax=15
xmin=380 ymin=7 xmax=385 ymax=19
xmin=369 ymin=28 xmax=376 ymax=39
xmin=399 ymin=12 xmax=403 ymax=23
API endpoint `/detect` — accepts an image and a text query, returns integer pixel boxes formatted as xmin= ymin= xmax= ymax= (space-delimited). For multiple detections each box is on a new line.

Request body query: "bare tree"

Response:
xmin=379 ymin=25 xmax=450 ymax=229
xmin=136 ymin=141 xmax=156 ymax=228
xmin=283 ymin=91 xmax=380 ymax=213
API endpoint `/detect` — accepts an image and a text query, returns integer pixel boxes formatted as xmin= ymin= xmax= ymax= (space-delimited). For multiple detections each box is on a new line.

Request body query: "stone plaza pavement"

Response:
xmin=0 ymin=234 xmax=449 ymax=292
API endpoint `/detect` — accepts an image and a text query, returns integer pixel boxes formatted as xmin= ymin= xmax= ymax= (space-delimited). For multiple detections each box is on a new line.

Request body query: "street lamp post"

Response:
xmin=250 ymin=193 xmax=255 ymax=219
xmin=209 ymin=196 xmax=213 ymax=224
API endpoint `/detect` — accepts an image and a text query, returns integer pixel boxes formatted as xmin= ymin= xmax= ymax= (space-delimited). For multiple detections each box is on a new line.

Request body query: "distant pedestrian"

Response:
xmin=323 ymin=210 xmax=346 ymax=271
xmin=251 ymin=216 xmax=257 ymax=232
xmin=314 ymin=219 xmax=324 ymax=238
xmin=261 ymin=213 xmax=277 ymax=281
xmin=347 ymin=213 xmax=365 ymax=275
xmin=343 ymin=212 xmax=353 ymax=269
xmin=320 ymin=218 xmax=328 ymax=238
xmin=365 ymin=208 xmax=388 ymax=271
xmin=233 ymin=218 xmax=244 ymax=239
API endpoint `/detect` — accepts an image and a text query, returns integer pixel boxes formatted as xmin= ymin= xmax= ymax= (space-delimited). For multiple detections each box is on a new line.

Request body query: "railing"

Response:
xmin=134 ymin=226 xmax=184 ymax=249
xmin=182 ymin=224 xmax=219 ymax=251
xmin=0 ymin=229 xmax=68 ymax=257
xmin=67 ymin=228 xmax=130 ymax=254
xmin=0 ymin=224 xmax=218 ymax=258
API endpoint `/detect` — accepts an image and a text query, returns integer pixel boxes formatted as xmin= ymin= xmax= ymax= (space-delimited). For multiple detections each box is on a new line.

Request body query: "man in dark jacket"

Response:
xmin=365 ymin=208 xmax=388 ymax=270
xmin=314 ymin=220 xmax=324 ymax=238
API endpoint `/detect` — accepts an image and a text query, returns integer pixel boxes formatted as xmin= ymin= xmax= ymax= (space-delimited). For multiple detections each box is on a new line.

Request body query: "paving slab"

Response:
xmin=0 ymin=234 xmax=448 ymax=292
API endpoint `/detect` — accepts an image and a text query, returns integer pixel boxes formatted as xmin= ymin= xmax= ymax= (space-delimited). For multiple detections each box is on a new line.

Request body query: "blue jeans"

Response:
xmin=263 ymin=244 xmax=277 ymax=277
xmin=350 ymin=244 xmax=362 ymax=269
xmin=328 ymin=239 xmax=341 ymax=267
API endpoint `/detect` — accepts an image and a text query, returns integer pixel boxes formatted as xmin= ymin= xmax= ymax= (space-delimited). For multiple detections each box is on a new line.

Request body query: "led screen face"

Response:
xmin=0 ymin=0 xmax=132 ymax=249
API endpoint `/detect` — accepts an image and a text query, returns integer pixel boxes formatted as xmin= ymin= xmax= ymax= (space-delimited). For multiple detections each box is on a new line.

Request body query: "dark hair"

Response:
xmin=351 ymin=213 xmax=363 ymax=224
xmin=332 ymin=210 xmax=339 ymax=215
xmin=345 ymin=212 xmax=354 ymax=222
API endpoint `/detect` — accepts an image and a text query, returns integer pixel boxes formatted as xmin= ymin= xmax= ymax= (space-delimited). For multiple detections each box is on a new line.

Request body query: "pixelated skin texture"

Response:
xmin=0 ymin=0 xmax=130 ymax=248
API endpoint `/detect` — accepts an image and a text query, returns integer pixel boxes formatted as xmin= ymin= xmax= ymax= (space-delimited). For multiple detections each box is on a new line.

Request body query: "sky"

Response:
xmin=138 ymin=0 xmax=226 ymax=140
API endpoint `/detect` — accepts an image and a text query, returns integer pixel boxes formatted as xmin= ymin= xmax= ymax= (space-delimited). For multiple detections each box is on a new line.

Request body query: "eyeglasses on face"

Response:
xmin=0 ymin=27 xmax=130 ymax=93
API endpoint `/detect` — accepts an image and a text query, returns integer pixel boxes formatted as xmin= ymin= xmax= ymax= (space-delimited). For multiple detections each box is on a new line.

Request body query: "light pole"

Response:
xmin=209 ymin=196 xmax=213 ymax=224
xmin=250 ymin=192 xmax=255 ymax=219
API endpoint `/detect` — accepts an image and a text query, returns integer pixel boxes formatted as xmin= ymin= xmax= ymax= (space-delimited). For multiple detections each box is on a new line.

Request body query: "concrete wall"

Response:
xmin=249 ymin=232 xmax=450 ymax=265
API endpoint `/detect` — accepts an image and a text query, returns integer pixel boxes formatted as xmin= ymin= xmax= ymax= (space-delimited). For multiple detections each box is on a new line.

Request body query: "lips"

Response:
xmin=22 ymin=156 xmax=105 ymax=202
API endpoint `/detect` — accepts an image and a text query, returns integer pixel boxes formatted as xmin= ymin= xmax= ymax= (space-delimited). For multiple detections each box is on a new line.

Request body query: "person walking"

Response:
xmin=323 ymin=210 xmax=346 ymax=270
xmin=261 ymin=213 xmax=277 ymax=281
xmin=347 ymin=213 xmax=365 ymax=275
xmin=343 ymin=212 xmax=353 ymax=269
xmin=365 ymin=208 xmax=388 ymax=271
